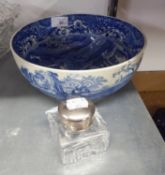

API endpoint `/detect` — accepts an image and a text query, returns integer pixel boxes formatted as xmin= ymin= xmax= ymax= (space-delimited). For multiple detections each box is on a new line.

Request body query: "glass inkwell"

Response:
xmin=46 ymin=97 xmax=110 ymax=165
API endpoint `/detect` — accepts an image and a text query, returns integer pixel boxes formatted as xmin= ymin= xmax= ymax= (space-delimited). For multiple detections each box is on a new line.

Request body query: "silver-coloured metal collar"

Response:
xmin=58 ymin=97 xmax=95 ymax=132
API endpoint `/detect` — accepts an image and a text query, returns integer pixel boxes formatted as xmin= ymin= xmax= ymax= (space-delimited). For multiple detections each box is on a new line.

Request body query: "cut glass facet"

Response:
xmin=46 ymin=107 xmax=110 ymax=164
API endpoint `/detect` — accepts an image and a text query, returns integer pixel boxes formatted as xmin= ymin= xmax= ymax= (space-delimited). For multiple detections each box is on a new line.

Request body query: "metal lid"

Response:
xmin=58 ymin=97 xmax=95 ymax=132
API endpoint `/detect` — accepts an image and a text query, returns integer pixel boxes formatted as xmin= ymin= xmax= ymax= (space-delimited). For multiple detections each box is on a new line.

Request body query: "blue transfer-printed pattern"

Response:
xmin=20 ymin=67 xmax=109 ymax=100
xmin=13 ymin=14 xmax=145 ymax=70
xmin=61 ymin=75 xmax=108 ymax=97
xmin=113 ymin=62 xmax=140 ymax=84
xmin=20 ymin=62 xmax=138 ymax=100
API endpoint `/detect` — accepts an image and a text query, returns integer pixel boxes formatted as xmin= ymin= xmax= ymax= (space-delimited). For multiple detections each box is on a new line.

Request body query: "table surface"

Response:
xmin=0 ymin=53 xmax=165 ymax=175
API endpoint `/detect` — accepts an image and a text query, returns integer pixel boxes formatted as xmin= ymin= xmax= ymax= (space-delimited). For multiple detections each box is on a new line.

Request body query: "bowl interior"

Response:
xmin=12 ymin=14 xmax=145 ymax=70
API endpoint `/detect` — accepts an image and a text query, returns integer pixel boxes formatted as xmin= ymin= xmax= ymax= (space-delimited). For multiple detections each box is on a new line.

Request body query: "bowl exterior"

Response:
xmin=11 ymin=50 xmax=143 ymax=100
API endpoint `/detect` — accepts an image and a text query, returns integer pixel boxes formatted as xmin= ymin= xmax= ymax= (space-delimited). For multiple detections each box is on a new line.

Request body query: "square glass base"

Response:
xmin=46 ymin=107 xmax=110 ymax=165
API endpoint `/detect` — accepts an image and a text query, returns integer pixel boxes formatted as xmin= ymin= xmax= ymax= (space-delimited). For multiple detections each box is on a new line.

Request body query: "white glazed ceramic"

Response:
xmin=10 ymin=14 xmax=146 ymax=100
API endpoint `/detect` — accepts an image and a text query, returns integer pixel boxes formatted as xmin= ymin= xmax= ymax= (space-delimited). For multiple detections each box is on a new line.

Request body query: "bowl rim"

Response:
xmin=10 ymin=14 xmax=147 ymax=73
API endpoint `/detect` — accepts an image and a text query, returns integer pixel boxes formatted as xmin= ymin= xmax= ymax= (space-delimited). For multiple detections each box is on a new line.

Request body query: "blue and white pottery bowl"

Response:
xmin=10 ymin=14 xmax=146 ymax=100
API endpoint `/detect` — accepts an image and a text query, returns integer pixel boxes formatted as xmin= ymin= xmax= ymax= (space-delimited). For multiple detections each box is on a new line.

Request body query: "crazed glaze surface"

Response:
xmin=11 ymin=14 xmax=145 ymax=100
